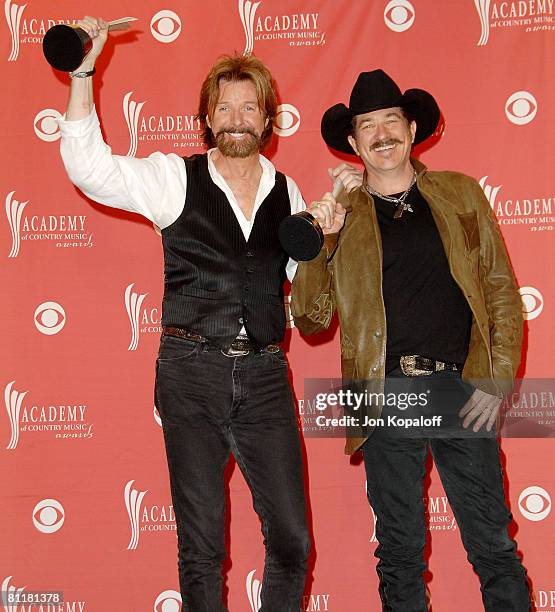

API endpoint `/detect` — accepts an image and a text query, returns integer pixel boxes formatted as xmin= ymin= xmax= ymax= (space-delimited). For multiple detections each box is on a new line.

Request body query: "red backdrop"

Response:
xmin=2 ymin=1 xmax=554 ymax=610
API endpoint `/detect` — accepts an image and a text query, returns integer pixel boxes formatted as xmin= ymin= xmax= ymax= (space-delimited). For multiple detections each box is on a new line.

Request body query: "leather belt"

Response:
xmin=162 ymin=326 xmax=280 ymax=355
xmin=399 ymin=355 xmax=460 ymax=377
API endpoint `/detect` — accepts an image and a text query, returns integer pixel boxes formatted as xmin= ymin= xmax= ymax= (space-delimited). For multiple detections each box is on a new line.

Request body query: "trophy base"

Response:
xmin=278 ymin=212 xmax=324 ymax=262
xmin=43 ymin=25 xmax=91 ymax=72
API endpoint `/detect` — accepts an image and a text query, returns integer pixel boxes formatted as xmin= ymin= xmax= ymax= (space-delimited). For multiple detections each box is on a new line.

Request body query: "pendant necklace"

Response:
xmin=365 ymin=169 xmax=417 ymax=219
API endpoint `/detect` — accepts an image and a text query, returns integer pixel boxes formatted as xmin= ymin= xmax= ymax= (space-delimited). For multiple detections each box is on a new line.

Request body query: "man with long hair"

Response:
xmin=57 ymin=16 xmax=310 ymax=611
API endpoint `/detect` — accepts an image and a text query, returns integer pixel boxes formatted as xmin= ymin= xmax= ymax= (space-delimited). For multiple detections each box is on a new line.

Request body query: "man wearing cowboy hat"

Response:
xmin=291 ymin=70 xmax=530 ymax=611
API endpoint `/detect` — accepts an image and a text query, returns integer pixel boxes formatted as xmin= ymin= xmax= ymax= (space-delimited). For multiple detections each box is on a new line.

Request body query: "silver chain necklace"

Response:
xmin=365 ymin=169 xmax=417 ymax=219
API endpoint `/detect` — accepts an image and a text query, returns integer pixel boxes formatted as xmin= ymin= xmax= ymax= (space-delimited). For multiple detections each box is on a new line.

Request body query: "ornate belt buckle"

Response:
xmin=400 ymin=355 xmax=433 ymax=377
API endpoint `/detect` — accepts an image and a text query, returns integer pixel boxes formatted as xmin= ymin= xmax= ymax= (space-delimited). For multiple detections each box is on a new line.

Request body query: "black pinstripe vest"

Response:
xmin=160 ymin=154 xmax=291 ymax=349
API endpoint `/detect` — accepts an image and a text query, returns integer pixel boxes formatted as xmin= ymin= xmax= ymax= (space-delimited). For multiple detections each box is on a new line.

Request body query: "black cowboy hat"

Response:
xmin=321 ymin=69 xmax=440 ymax=155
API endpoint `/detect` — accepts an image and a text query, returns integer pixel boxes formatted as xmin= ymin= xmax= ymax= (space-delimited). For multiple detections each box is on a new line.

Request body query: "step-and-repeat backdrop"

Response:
xmin=2 ymin=1 xmax=554 ymax=610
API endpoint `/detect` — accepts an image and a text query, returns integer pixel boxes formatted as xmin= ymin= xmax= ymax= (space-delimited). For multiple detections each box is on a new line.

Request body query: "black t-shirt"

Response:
xmin=372 ymin=186 xmax=472 ymax=374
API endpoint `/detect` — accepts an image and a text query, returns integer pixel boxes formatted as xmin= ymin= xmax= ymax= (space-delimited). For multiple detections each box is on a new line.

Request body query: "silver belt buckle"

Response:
xmin=399 ymin=355 xmax=434 ymax=377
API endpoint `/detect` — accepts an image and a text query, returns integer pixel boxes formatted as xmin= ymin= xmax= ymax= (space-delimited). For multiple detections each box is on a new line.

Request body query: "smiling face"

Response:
xmin=206 ymin=78 xmax=268 ymax=159
xmin=347 ymin=106 xmax=416 ymax=182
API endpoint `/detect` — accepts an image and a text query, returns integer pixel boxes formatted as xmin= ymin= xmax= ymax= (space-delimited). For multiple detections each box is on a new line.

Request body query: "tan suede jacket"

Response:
xmin=291 ymin=160 xmax=523 ymax=454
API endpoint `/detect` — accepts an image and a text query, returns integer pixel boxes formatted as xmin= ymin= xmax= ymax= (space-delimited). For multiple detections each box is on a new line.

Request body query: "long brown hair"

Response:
xmin=196 ymin=54 xmax=277 ymax=150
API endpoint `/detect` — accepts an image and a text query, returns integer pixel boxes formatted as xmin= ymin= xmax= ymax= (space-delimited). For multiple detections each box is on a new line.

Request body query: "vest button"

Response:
xmin=246 ymin=267 xmax=254 ymax=274
xmin=244 ymin=286 xmax=250 ymax=292
xmin=238 ymin=317 xmax=244 ymax=324
xmin=246 ymin=250 xmax=254 ymax=257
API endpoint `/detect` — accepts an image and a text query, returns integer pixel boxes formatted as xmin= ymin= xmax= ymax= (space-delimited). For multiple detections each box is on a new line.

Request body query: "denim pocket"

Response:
xmin=157 ymin=335 xmax=201 ymax=362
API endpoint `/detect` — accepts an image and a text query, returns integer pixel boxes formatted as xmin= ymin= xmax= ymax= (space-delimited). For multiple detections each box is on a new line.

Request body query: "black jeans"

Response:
xmin=362 ymin=368 xmax=530 ymax=611
xmin=155 ymin=335 xmax=310 ymax=612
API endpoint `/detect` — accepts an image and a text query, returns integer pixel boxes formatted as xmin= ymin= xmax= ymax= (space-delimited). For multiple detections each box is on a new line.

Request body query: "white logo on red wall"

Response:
xmin=34 ymin=301 xmax=66 ymax=335
xmin=150 ymin=10 xmax=182 ymax=43
xmin=2 ymin=575 xmax=25 ymax=609
xmin=284 ymin=295 xmax=295 ymax=329
xmin=384 ymin=0 xmax=415 ymax=32
xmin=154 ymin=406 xmax=162 ymax=427
xmin=33 ymin=108 xmax=62 ymax=142
xmin=519 ymin=287 xmax=544 ymax=320
xmin=474 ymin=0 xmax=555 ymax=46
xmin=4 ymin=380 xmax=93 ymax=450
xmin=246 ymin=570 xmax=262 ymax=612
xmin=154 ymin=590 xmax=182 ymax=612
xmin=123 ymin=91 xmax=201 ymax=157
xmin=273 ymin=104 xmax=301 ymax=137
xmin=239 ymin=1 xmax=327 ymax=52
xmin=32 ymin=498 xmax=65 ymax=533
xmin=518 ymin=485 xmax=551 ymax=521
xmin=5 ymin=191 xmax=93 ymax=257
xmin=479 ymin=176 xmax=554 ymax=231
xmin=1 ymin=575 xmax=85 ymax=611
xmin=505 ymin=91 xmax=537 ymax=125
xmin=125 ymin=283 xmax=161 ymax=350
xmin=124 ymin=480 xmax=175 ymax=550
xmin=4 ymin=1 xmax=77 ymax=61
xmin=245 ymin=569 xmax=330 ymax=611
xmin=535 ymin=588 xmax=555 ymax=612
xmin=425 ymin=495 xmax=457 ymax=532
xmin=5 ymin=190 xmax=27 ymax=257
xmin=123 ymin=92 xmax=147 ymax=157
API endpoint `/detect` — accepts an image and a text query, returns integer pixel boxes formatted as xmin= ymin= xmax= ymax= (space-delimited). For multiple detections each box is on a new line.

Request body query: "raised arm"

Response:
xmin=57 ymin=16 xmax=186 ymax=229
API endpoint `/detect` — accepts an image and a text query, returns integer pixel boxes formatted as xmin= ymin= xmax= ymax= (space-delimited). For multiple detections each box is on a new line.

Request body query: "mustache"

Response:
xmin=215 ymin=127 xmax=258 ymax=138
xmin=370 ymin=138 xmax=402 ymax=151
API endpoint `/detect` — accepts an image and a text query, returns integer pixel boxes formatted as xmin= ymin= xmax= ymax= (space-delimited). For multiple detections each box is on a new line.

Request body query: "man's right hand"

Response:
xmin=308 ymin=192 xmax=347 ymax=235
xmin=75 ymin=16 xmax=110 ymax=69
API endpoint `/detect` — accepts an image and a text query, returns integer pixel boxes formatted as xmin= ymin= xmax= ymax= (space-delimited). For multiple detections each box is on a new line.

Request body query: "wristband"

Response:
xmin=70 ymin=67 xmax=96 ymax=78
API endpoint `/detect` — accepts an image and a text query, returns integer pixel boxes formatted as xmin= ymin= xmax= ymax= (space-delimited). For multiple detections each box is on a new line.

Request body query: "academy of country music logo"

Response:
xmin=5 ymin=191 xmax=93 ymax=257
xmin=479 ymin=176 xmax=554 ymax=231
xmin=1 ymin=576 xmax=86 ymax=611
xmin=4 ymin=380 xmax=93 ymax=450
xmin=124 ymin=283 xmax=162 ymax=350
xmin=424 ymin=495 xmax=457 ymax=533
xmin=4 ymin=0 xmax=77 ymax=61
xmin=384 ymin=0 xmax=416 ymax=32
xmin=246 ymin=569 xmax=331 ymax=612
xmin=154 ymin=590 xmax=182 ymax=612
xmin=474 ymin=0 xmax=555 ymax=46
xmin=123 ymin=92 xmax=202 ymax=157
xmin=150 ymin=9 xmax=182 ymax=43
xmin=238 ymin=0 xmax=327 ymax=54
xmin=124 ymin=480 xmax=176 ymax=550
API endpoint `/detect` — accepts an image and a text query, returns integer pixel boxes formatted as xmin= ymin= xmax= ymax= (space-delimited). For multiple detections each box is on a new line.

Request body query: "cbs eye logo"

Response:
xmin=518 ymin=486 xmax=551 ymax=522
xmin=273 ymin=104 xmax=301 ymax=137
xmin=505 ymin=91 xmax=537 ymax=125
xmin=384 ymin=0 xmax=415 ymax=32
xmin=150 ymin=10 xmax=182 ymax=43
xmin=518 ymin=286 xmax=544 ymax=321
xmin=154 ymin=589 xmax=182 ymax=612
xmin=33 ymin=109 xmax=62 ymax=142
xmin=33 ymin=499 xmax=65 ymax=533
xmin=34 ymin=301 xmax=66 ymax=335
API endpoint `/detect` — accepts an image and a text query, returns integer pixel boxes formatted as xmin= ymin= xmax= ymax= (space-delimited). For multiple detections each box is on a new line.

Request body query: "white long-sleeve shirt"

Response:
xmin=57 ymin=107 xmax=305 ymax=284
